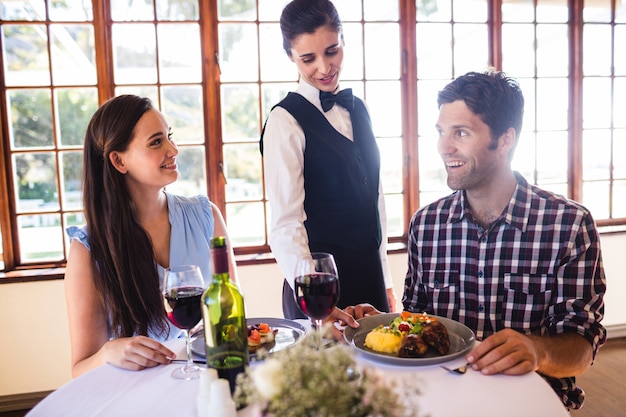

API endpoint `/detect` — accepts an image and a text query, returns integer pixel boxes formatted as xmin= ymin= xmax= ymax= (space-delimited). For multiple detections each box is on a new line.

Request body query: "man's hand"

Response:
xmin=466 ymin=329 xmax=540 ymax=375
xmin=466 ymin=329 xmax=593 ymax=378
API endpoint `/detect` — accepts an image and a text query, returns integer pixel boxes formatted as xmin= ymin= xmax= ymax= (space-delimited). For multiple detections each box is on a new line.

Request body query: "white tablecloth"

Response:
xmin=27 ymin=330 xmax=569 ymax=417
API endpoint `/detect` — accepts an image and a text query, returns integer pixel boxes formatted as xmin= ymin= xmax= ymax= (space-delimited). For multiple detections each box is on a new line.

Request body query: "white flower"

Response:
xmin=251 ymin=357 xmax=283 ymax=400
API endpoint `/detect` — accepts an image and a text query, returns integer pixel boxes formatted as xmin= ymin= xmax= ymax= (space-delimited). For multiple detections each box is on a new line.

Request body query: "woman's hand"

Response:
xmin=101 ymin=336 xmax=176 ymax=371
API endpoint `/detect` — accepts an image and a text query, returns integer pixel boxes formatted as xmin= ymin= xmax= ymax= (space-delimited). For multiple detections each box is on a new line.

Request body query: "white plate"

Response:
xmin=343 ymin=313 xmax=475 ymax=366
xmin=191 ymin=317 xmax=306 ymax=361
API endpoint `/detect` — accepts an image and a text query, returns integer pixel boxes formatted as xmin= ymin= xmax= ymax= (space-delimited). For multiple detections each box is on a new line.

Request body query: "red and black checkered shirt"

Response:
xmin=403 ymin=172 xmax=606 ymax=409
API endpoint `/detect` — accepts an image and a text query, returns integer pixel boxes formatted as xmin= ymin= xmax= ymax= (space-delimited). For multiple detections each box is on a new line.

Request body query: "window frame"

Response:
xmin=1 ymin=0 xmax=624 ymax=279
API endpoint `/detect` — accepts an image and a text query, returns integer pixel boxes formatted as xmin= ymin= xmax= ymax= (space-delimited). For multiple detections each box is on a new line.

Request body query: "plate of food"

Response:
xmin=191 ymin=317 xmax=306 ymax=361
xmin=343 ymin=312 xmax=475 ymax=366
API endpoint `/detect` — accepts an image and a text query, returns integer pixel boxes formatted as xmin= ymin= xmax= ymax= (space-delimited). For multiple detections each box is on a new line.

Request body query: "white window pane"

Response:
xmin=583 ymin=24 xmax=612 ymax=76
xmin=418 ymin=133 xmax=447 ymax=192
xmin=112 ymin=23 xmax=157 ymax=84
xmin=378 ymin=137 xmax=403 ymax=194
xmin=536 ymin=0 xmax=568 ymax=23
xmin=8 ymin=89 xmax=53 ymax=149
xmin=364 ymin=0 xmax=398 ymax=21
xmin=614 ymin=129 xmax=626 ymax=178
xmin=417 ymin=79 xmax=446 ymax=137
xmin=0 ymin=0 xmax=45 ymax=20
xmin=517 ymin=77 xmax=536 ymax=134
xmin=342 ymin=23 xmax=364 ymax=81
xmin=453 ymin=0 xmax=487 ymax=23
xmin=50 ymin=24 xmax=96 ymax=85
xmin=226 ymin=202 xmax=266 ymax=246
xmin=582 ymin=181 xmax=610 ymax=219
xmin=612 ymin=76 xmax=625 ymax=135
xmin=221 ymin=84 xmax=260 ymax=142
xmin=583 ymin=0 xmax=613 ymax=23
xmin=617 ymin=1 xmax=626 ymax=23
xmin=613 ymin=181 xmax=626 ymax=218
xmin=417 ymin=0 xmax=451 ymax=22
xmin=56 ymin=87 xmax=99 ymax=147
xmin=111 ymin=0 xmax=154 ymax=21
xmin=502 ymin=24 xmax=535 ymax=77
xmin=49 ymin=0 xmax=93 ymax=21
xmin=18 ymin=214 xmax=64 ymax=261
xmin=364 ymin=23 xmax=400 ymax=80
xmin=583 ymin=77 xmax=612 ymax=129
xmin=219 ymin=23 xmax=259 ymax=82
xmin=512 ymin=131 xmax=536 ymax=181
xmin=536 ymin=78 xmax=568 ymax=131
xmin=417 ymin=23 xmax=453 ymax=79
xmin=502 ymin=0 xmax=534 ymax=23
xmin=161 ymin=85 xmax=204 ymax=144
xmin=582 ymin=129 xmax=611 ymax=181
xmin=259 ymin=23 xmax=294 ymax=82
xmin=60 ymin=151 xmax=83 ymax=211
xmin=384 ymin=193 xmax=404 ymax=237
xmin=13 ymin=152 xmax=60 ymax=212
xmin=157 ymin=24 xmax=201 ymax=83
xmin=224 ymin=143 xmax=263 ymax=202
xmin=366 ymin=81 xmax=401 ymax=137
xmin=615 ymin=26 xmax=626 ymax=76
xmin=536 ymin=131 xmax=568 ymax=184
xmin=453 ymin=23 xmax=488 ymax=77
xmin=537 ymin=24 xmax=568 ymax=77
xmin=258 ymin=0 xmax=288 ymax=21
xmin=2 ymin=24 xmax=50 ymax=86
xmin=332 ymin=0 xmax=362 ymax=21
xmin=156 ymin=0 xmax=198 ymax=20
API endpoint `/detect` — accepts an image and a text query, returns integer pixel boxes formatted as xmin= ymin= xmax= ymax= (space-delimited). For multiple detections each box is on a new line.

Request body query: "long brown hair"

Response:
xmin=82 ymin=94 xmax=169 ymax=338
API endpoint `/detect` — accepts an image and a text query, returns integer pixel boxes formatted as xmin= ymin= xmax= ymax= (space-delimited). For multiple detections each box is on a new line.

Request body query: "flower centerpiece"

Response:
xmin=234 ymin=326 xmax=421 ymax=417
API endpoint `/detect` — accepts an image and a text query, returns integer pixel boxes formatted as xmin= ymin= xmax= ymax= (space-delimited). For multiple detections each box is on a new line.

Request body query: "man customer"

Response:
xmin=333 ymin=70 xmax=606 ymax=410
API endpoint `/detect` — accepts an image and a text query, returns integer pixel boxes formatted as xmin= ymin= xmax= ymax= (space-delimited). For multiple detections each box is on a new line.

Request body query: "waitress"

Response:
xmin=261 ymin=0 xmax=396 ymax=319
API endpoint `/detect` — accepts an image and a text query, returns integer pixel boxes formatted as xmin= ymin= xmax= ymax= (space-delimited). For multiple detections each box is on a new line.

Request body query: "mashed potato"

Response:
xmin=364 ymin=327 xmax=403 ymax=354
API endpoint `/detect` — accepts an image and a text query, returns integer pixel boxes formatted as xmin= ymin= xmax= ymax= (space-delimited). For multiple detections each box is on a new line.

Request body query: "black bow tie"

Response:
xmin=320 ymin=88 xmax=354 ymax=112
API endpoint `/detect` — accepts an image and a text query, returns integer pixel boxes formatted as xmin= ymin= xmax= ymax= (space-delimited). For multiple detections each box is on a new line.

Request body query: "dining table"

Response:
xmin=27 ymin=319 xmax=570 ymax=417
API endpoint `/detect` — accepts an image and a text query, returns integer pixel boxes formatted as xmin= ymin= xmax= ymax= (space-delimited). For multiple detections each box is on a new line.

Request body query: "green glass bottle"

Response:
xmin=201 ymin=236 xmax=248 ymax=394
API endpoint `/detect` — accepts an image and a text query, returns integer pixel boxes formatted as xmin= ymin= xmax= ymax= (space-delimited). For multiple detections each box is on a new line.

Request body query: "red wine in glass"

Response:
xmin=293 ymin=253 xmax=340 ymax=348
xmin=163 ymin=265 xmax=206 ymax=380
xmin=164 ymin=286 xmax=204 ymax=329
xmin=294 ymin=273 xmax=340 ymax=320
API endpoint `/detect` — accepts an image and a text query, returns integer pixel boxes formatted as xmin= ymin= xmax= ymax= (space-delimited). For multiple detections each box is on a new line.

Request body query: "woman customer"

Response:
xmin=65 ymin=95 xmax=236 ymax=377
xmin=261 ymin=0 xmax=396 ymax=319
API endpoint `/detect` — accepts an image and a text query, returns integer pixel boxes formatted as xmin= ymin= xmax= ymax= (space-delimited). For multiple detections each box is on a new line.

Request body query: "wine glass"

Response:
xmin=163 ymin=264 xmax=206 ymax=379
xmin=293 ymin=252 xmax=340 ymax=349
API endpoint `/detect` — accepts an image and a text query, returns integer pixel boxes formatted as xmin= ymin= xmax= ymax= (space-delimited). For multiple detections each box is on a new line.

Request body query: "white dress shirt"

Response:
xmin=263 ymin=79 xmax=393 ymax=290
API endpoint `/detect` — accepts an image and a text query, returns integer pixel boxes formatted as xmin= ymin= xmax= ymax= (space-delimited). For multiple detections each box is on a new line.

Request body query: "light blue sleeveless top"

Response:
xmin=66 ymin=192 xmax=215 ymax=341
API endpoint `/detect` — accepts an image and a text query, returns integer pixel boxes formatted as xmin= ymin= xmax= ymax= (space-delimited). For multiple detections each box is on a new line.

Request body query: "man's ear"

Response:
xmin=109 ymin=151 xmax=127 ymax=174
xmin=500 ymin=127 xmax=517 ymax=154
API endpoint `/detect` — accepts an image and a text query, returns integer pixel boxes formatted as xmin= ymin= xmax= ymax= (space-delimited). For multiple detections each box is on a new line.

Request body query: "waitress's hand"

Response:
xmin=325 ymin=304 xmax=382 ymax=341
xmin=386 ymin=289 xmax=398 ymax=313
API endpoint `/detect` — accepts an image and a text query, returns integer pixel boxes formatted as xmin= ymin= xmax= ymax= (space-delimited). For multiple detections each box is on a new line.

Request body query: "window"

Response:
xmin=1 ymin=0 xmax=625 ymax=275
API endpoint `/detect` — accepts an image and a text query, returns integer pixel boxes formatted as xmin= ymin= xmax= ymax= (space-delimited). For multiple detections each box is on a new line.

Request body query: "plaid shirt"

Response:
xmin=403 ymin=172 xmax=606 ymax=409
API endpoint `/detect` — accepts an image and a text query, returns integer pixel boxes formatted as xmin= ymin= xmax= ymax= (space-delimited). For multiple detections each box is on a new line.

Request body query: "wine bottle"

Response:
xmin=201 ymin=236 xmax=248 ymax=394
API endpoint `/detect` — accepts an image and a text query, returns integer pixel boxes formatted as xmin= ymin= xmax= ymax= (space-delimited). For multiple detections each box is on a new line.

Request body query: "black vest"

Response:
xmin=261 ymin=92 xmax=382 ymax=251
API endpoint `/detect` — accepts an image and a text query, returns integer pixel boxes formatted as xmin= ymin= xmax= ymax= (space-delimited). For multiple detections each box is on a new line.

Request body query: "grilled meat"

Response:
xmin=398 ymin=334 xmax=429 ymax=358
xmin=421 ymin=320 xmax=450 ymax=355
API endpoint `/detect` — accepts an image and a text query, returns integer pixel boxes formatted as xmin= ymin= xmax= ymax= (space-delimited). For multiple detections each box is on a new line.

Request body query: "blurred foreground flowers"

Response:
xmin=234 ymin=326 xmax=421 ymax=417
